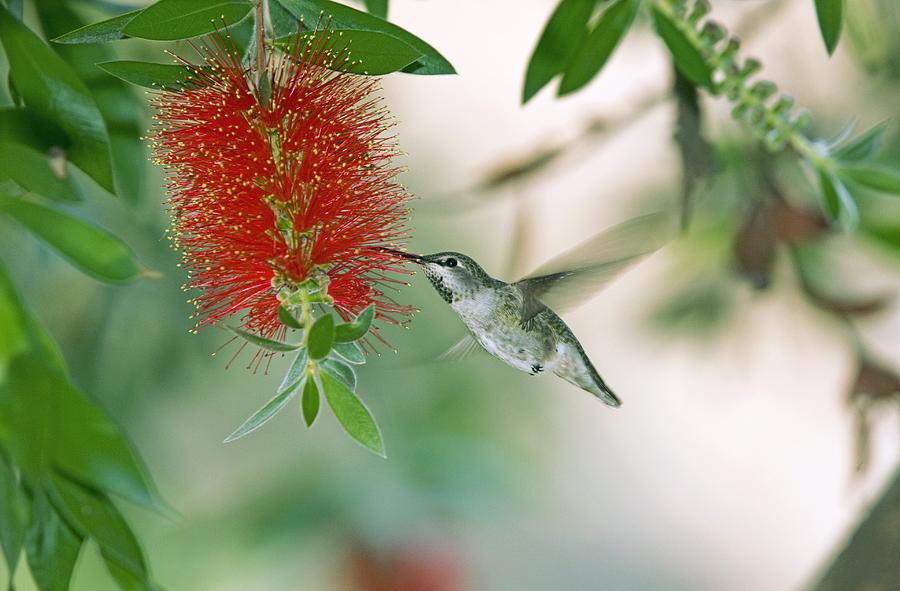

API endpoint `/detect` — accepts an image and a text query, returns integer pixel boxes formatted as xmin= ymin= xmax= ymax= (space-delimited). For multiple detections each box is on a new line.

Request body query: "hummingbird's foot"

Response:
xmin=531 ymin=364 xmax=544 ymax=375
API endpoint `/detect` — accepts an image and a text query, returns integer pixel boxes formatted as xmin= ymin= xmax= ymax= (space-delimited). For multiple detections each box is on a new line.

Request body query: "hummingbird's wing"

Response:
xmin=436 ymin=334 xmax=482 ymax=362
xmin=513 ymin=212 xmax=672 ymax=322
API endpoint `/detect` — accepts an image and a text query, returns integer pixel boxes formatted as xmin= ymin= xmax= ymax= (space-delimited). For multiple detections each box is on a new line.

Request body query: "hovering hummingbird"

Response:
xmin=384 ymin=213 xmax=670 ymax=406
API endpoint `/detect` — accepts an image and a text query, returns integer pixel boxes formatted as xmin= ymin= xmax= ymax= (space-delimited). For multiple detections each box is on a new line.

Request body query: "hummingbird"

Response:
xmin=384 ymin=213 xmax=670 ymax=406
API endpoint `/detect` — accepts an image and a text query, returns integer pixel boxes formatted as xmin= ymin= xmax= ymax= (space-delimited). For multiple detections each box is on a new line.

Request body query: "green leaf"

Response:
xmin=123 ymin=0 xmax=253 ymax=41
xmin=522 ymin=0 xmax=597 ymax=103
xmin=52 ymin=10 xmax=141 ymax=44
xmin=558 ymin=0 xmax=639 ymax=96
xmin=650 ymin=3 xmax=714 ymax=90
xmin=817 ymin=167 xmax=858 ymax=230
xmin=274 ymin=0 xmax=454 ymax=75
xmin=275 ymin=29 xmax=423 ymax=75
xmin=0 ymin=6 xmax=115 ymax=192
xmin=319 ymin=371 xmax=384 ymax=456
xmin=301 ymin=374 xmax=320 ymax=426
xmin=48 ymin=474 xmax=148 ymax=583
xmin=0 ymin=141 xmax=79 ymax=202
xmin=331 ymin=340 xmax=365 ymax=365
xmin=833 ymin=121 xmax=888 ymax=162
xmin=278 ymin=349 xmax=308 ymax=394
xmin=321 ymin=358 xmax=356 ymax=391
xmin=270 ymin=0 xmax=298 ymax=38
xmin=227 ymin=326 xmax=301 ymax=352
xmin=334 ymin=304 xmax=375 ymax=342
xmin=24 ymin=492 xmax=82 ymax=591
xmin=224 ymin=381 xmax=301 ymax=442
xmin=840 ymin=166 xmax=900 ymax=195
xmin=0 ymin=195 xmax=140 ymax=283
xmin=363 ymin=0 xmax=387 ymax=19
xmin=0 ymin=455 xmax=28 ymax=576
xmin=97 ymin=61 xmax=201 ymax=90
xmin=814 ymin=0 xmax=844 ymax=55
xmin=307 ymin=314 xmax=335 ymax=360
xmin=278 ymin=305 xmax=303 ymax=329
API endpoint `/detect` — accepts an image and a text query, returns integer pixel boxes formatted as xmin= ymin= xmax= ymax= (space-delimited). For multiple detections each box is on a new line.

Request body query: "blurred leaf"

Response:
xmin=673 ymin=69 xmax=713 ymax=228
xmin=269 ymin=0 xmax=298 ymax=37
xmin=319 ymin=372 xmax=384 ymax=456
xmin=332 ymin=340 xmax=365 ymax=364
xmin=275 ymin=0 xmax=454 ymax=75
xmin=97 ymin=61 xmax=200 ymax=90
xmin=275 ymin=30 xmax=423 ymax=75
xmin=650 ymin=3 xmax=714 ymax=90
xmin=522 ymin=0 xmax=596 ymax=103
xmin=49 ymin=473 xmax=148 ymax=583
xmin=833 ymin=121 xmax=888 ymax=162
xmin=334 ymin=304 xmax=375 ymax=343
xmin=817 ymin=167 xmax=858 ymax=230
xmin=0 ymin=195 xmax=140 ymax=283
xmin=52 ymin=10 xmax=141 ymax=44
xmin=227 ymin=327 xmax=301 ymax=352
xmin=123 ymin=0 xmax=252 ymax=41
xmin=278 ymin=349 xmax=308 ymax=394
xmin=0 ymin=141 xmax=80 ymax=202
xmin=363 ymin=0 xmax=387 ymax=19
xmin=25 ymin=490 xmax=81 ymax=591
xmin=301 ymin=375 xmax=319 ymax=426
xmin=815 ymin=0 xmax=844 ymax=55
xmin=558 ymin=0 xmax=638 ymax=96
xmin=278 ymin=305 xmax=303 ymax=329
xmin=7 ymin=72 xmax=23 ymax=107
xmin=0 ymin=6 xmax=115 ymax=192
xmin=840 ymin=165 xmax=900 ymax=195
xmin=24 ymin=492 xmax=82 ymax=591
xmin=321 ymin=358 xmax=356 ymax=391
xmin=0 ymin=455 xmax=28 ymax=577
xmin=307 ymin=314 xmax=335 ymax=360
xmin=0 ymin=108 xmax=68 ymax=150
xmin=224 ymin=383 xmax=301 ymax=442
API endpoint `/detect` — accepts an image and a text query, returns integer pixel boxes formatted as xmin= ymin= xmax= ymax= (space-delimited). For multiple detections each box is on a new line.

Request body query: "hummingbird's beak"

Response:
xmin=374 ymin=247 xmax=424 ymax=264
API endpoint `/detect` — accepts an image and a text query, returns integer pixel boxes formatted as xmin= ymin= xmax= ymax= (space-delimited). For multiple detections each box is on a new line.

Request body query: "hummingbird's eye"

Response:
xmin=444 ymin=257 xmax=458 ymax=268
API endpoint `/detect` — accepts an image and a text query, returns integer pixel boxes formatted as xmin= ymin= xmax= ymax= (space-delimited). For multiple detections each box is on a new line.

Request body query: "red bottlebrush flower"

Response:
xmin=150 ymin=31 xmax=413 ymax=346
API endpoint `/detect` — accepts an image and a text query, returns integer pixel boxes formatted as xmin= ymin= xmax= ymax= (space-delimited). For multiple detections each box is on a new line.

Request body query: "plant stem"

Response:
xmin=255 ymin=0 xmax=267 ymax=86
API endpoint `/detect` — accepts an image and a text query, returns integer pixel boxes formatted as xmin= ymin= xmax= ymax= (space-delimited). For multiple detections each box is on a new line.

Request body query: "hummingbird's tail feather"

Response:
xmin=558 ymin=342 xmax=622 ymax=407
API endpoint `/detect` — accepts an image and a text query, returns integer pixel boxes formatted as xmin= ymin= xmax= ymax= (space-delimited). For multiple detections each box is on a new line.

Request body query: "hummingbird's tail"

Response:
xmin=561 ymin=342 xmax=622 ymax=407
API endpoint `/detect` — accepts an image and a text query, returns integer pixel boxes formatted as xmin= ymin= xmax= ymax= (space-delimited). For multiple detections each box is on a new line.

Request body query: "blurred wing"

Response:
xmin=436 ymin=334 xmax=482 ymax=362
xmin=514 ymin=212 xmax=672 ymax=320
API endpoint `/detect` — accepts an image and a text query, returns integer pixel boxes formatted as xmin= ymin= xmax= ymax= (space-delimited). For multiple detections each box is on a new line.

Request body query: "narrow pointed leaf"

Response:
xmin=224 ymin=384 xmax=301 ymax=442
xmin=97 ymin=61 xmax=200 ymax=90
xmin=818 ymin=167 xmax=858 ymax=230
xmin=332 ymin=341 xmax=365 ymax=364
xmin=123 ymin=0 xmax=252 ymax=41
xmin=334 ymin=304 xmax=375 ymax=342
xmin=52 ymin=10 xmax=141 ymax=44
xmin=301 ymin=375 xmax=320 ymax=426
xmin=275 ymin=30 xmax=422 ymax=75
xmin=522 ymin=0 xmax=596 ymax=103
xmin=278 ymin=349 xmax=308 ymax=394
xmin=278 ymin=305 xmax=303 ymax=329
xmin=319 ymin=372 xmax=384 ymax=456
xmin=227 ymin=326 xmax=301 ymax=352
xmin=840 ymin=166 xmax=900 ymax=195
xmin=25 ymin=492 xmax=82 ymax=591
xmin=814 ymin=0 xmax=844 ymax=55
xmin=833 ymin=121 xmax=888 ymax=162
xmin=559 ymin=0 xmax=639 ymax=96
xmin=0 ymin=456 xmax=28 ymax=576
xmin=307 ymin=314 xmax=335 ymax=360
xmin=275 ymin=0 xmax=454 ymax=75
xmin=321 ymin=358 xmax=357 ymax=391
xmin=650 ymin=3 xmax=714 ymax=90
xmin=0 ymin=142 xmax=80 ymax=202
xmin=48 ymin=474 xmax=148 ymax=582
xmin=0 ymin=6 xmax=114 ymax=192
xmin=0 ymin=196 xmax=139 ymax=282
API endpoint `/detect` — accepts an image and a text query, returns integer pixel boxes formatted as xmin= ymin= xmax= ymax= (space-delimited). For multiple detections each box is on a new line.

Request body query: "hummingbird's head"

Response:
xmin=379 ymin=248 xmax=494 ymax=303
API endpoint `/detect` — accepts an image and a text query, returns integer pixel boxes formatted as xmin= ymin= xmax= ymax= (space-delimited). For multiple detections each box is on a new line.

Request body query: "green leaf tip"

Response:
xmin=227 ymin=326 xmax=301 ymax=352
